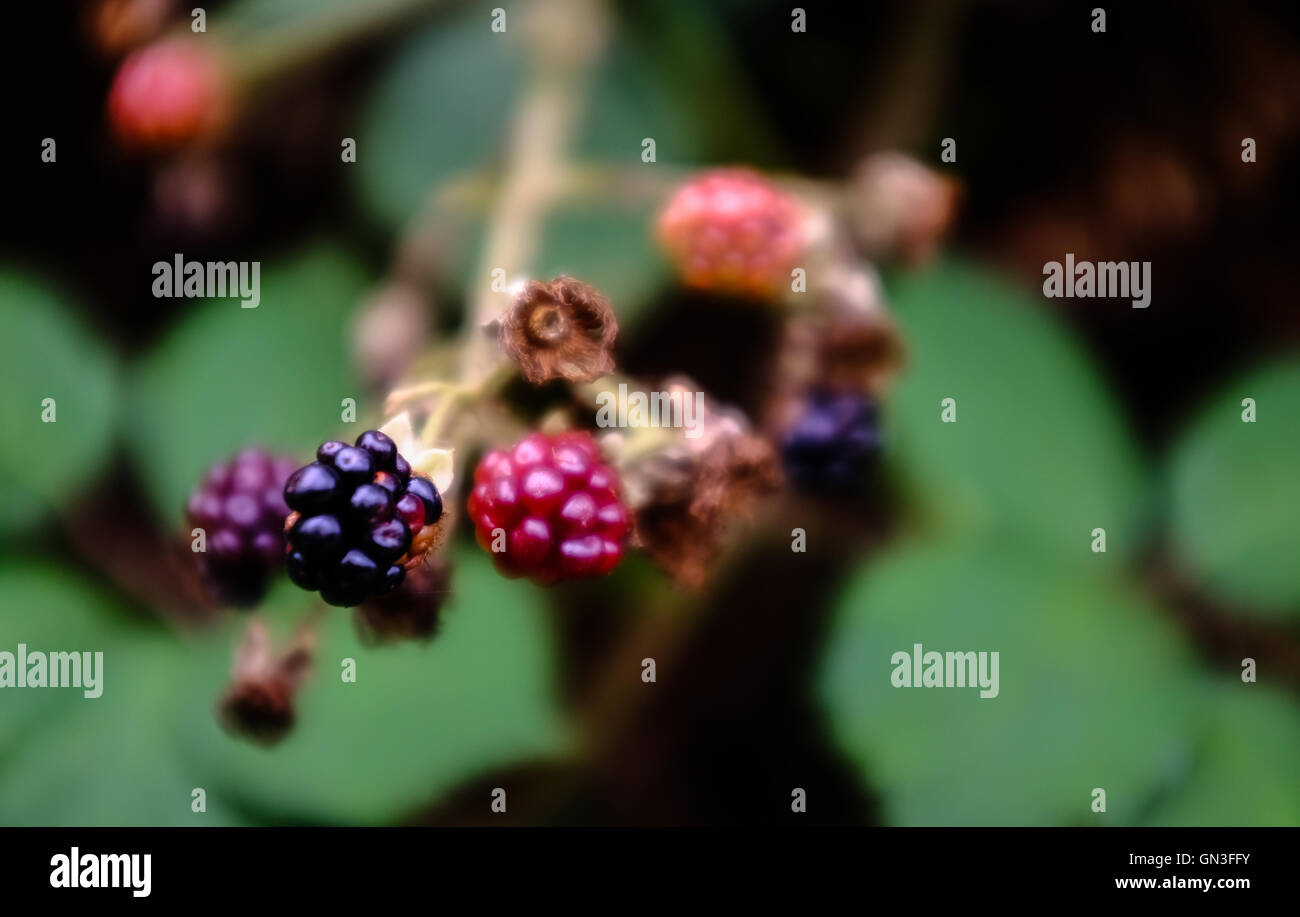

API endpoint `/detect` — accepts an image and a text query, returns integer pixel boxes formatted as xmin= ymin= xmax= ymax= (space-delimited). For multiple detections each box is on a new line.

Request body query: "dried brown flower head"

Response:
xmin=218 ymin=618 xmax=315 ymax=746
xmin=500 ymin=276 xmax=617 ymax=385
xmin=610 ymin=380 xmax=781 ymax=588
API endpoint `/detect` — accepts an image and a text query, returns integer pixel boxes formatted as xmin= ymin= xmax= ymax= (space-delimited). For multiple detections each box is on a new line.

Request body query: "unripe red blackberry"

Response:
xmin=186 ymin=448 xmax=299 ymax=607
xmin=468 ymin=431 xmax=629 ymax=584
xmin=283 ymin=430 xmax=445 ymax=607
xmin=107 ymin=37 xmax=230 ymax=149
xmin=656 ymin=168 xmax=807 ymax=297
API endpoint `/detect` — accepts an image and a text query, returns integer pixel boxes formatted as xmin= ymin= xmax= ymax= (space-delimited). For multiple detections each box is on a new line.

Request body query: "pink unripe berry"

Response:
xmin=656 ymin=168 xmax=808 ymax=297
xmin=108 ymin=38 xmax=230 ymax=149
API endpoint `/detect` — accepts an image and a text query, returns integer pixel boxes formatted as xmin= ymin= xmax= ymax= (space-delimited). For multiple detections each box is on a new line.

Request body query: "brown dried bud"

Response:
xmin=218 ymin=618 xmax=315 ymax=746
xmin=354 ymin=555 xmax=452 ymax=645
xmin=613 ymin=380 xmax=781 ymax=588
xmin=771 ymin=262 xmax=904 ymax=402
xmin=500 ymin=276 xmax=617 ymax=385
xmin=850 ymin=153 xmax=961 ymax=264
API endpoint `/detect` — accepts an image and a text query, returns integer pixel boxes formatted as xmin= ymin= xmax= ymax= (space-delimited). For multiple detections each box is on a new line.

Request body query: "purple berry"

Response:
xmin=356 ymin=430 xmax=397 ymax=471
xmin=317 ymin=440 xmax=347 ymax=463
xmin=283 ymin=438 xmax=442 ymax=606
xmin=185 ymin=446 xmax=299 ymax=607
xmin=286 ymin=550 xmax=318 ymax=590
xmin=332 ymin=446 xmax=374 ymax=485
xmin=405 ymin=476 xmax=443 ymax=523
xmin=290 ymin=513 xmax=345 ymax=561
xmin=348 ymin=483 xmax=393 ymax=526
xmin=393 ymin=453 xmax=411 ymax=484
xmin=365 ymin=518 xmax=411 ymax=562
xmin=780 ymin=389 xmax=882 ymax=493
xmin=284 ymin=462 xmax=341 ymax=514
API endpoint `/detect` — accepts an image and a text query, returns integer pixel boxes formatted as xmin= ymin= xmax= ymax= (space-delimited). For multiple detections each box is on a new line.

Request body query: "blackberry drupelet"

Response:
xmin=283 ymin=430 xmax=444 ymax=607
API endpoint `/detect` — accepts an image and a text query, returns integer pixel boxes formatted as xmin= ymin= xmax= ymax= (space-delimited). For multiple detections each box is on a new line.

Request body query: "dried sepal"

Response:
xmin=499 ymin=276 xmax=618 ymax=385
xmin=217 ymin=618 xmax=316 ymax=745
xmin=380 ymin=410 xmax=455 ymax=493
xmin=615 ymin=379 xmax=781 ymax=588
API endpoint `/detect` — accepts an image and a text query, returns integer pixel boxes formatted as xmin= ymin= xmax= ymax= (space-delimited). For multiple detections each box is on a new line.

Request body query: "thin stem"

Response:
xmin=225 ymin=0 xmax=449 ymax=90
xmin=459 ymin=0 xmax=608 ymax=386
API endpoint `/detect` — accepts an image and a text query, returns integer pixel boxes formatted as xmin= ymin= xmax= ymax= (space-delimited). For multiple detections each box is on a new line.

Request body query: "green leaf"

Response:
xmin=355 ymin=5 xmax=522 ymax=231
xmin=0 ymin=561 xmax=252 ymax=825
xmin=219 ymin=0 xmax=361 ymax=31
xmin=0 ymin=562 xmax=126 ymax=756
xmin=574 ymin=26 xmax=711 ymax=166
xmin=0 ymin=269 xmax=118 ymax=536
xmin=884 ymin=258 xmax=1147 ymax=560
xmin=0 ymin=548 xmax=568 ymax=825
xmin=532 ymin=202 xmax=669 ymax=328
xmin=126 ymin=243 xmax=370 ymax=526
xmin=1167 ymin=360 xmax=1300 ymax=616
xmin=175 ymin=546 xmax=571 ymax=824
xmin=817 ymin=537 xmax=1198 ymax=825
xmin=1143 ymin=680 xmax=1300 ymax=826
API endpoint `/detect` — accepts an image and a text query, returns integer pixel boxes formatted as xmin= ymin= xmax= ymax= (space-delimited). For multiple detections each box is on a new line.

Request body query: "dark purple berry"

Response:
xmin=283 ymin=437 xmax=440 ymax=607
xmin=286 ymin=551 xmax=318 ymax=590
xmin=405 ymin=475 xmax=443 ymax=523
xmin=332 ymin=446 xmax=374 ymax=484
xmin=365 ymin=518 xmax=411 ymax=562
xmin=320 ymin=581 xmax=367 ymax=608
xmin=335 ymin=549 xmax=381 ymax=591
xmin=356 ymin=430 xmax=397 ymax=471
xmin=383 ymin=564 xmax=405 ymax=592
xmin=780 ymin=389 xmax=882 ymax=493
xmin=348 ymin=483 xmax=393 ymax=525
xmin=290 ymin=513 xmax=344 ymax=561
xmin=284 ymin=462 xmax=341 ymax=514
xmin=317 ymin=440 xmax=347 ymax=463
xmin=393 ymin=453 xmax=411 ymax=484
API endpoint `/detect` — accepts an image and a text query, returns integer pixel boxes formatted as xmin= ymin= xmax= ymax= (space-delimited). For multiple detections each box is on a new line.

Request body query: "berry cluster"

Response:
xmin=468 ymin=431 xmax=629 ymax=584
xmin=283 ymin=431 xmax=443 ymax=607
xmin=779 ymin=390 xmax=882 ymax=492
xmin=186 ymin=448 xmax=299 ymax=607
xmin=656 ymin=168 xmax=807 ymax=297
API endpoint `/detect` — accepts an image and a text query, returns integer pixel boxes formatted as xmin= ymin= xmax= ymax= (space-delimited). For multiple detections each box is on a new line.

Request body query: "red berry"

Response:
xmin=469 ymin=431 xmax=629 ymax=583
xmin=394 ymin=492 xmax=425 ymax=533
xmin=107 ymin=38 xmax=230 ymax=150
xmin=656 ymin=168 xmax=807 ymax=297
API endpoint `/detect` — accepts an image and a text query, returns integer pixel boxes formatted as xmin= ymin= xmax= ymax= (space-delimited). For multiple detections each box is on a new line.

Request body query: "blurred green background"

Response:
xmin=0 ymin=0 xmax=1298 ymax=825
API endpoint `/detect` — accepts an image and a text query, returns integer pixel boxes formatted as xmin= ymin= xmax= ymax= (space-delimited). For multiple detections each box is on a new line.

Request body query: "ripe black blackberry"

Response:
xmin=186 ymin=448 xmax=299 ymax=607
xmin=283 ymin=430 xmax=444 ymax=607
xmin=779 ymin=389 xmax=882 ymax=492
